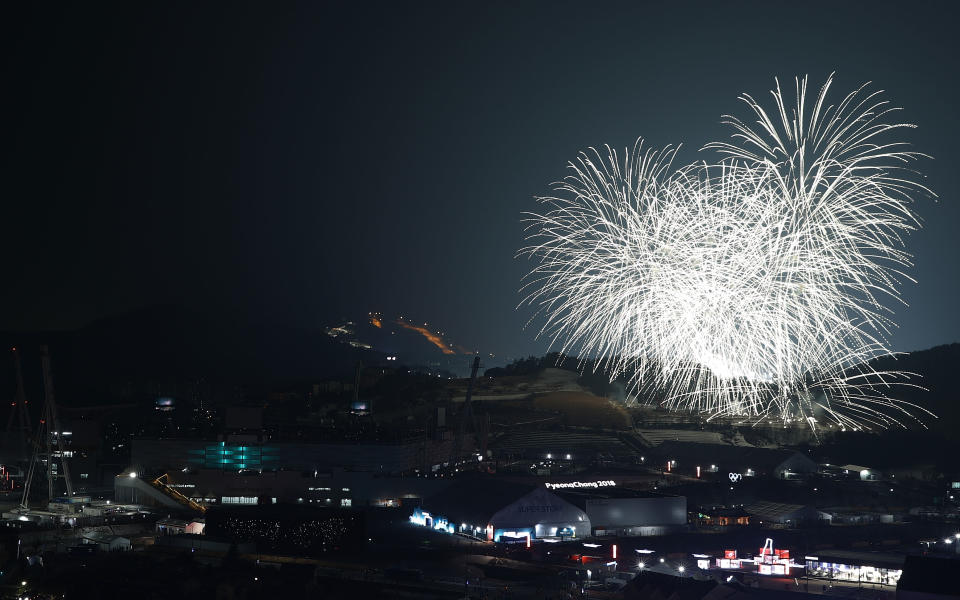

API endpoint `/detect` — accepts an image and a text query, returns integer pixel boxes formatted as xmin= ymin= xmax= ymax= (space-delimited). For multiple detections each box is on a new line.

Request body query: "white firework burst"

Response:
xmin=521 ymin=75 xmax=934 ymax=430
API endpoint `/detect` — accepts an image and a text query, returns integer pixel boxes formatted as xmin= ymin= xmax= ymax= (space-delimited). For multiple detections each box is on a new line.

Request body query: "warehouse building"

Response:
xmin=556 ymin=487 xmax=686 ymax=536
xmin=412 ymin=476 xmax=685 ymax=541
xmin=744 ymin=501 xmax=827 ymax=526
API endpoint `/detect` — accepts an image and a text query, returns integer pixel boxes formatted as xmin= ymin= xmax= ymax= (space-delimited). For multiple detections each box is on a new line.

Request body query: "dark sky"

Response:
xmin=4 ymin=1 xmax=958 ymax=359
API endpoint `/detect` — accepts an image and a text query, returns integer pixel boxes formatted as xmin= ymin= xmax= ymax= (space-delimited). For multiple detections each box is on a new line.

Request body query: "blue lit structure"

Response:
xmin=188 ymin=442 xmax=279 ymax=470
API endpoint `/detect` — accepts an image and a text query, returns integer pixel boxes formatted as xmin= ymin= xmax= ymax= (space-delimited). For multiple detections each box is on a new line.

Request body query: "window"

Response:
xmin=341 ymin=498 xmax=352 ymax=507
xmin=221 ymin=496 xmax=257 ymax=505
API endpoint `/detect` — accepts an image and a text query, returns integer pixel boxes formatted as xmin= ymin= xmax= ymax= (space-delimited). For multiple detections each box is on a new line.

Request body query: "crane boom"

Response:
xmin=19 ymin=345 xmax=74 ymax=509
xmin=449 ymin=356 xmax=481 ymax=464
xmin=6 ymin=347 xmax=31 ymax=434
xmin=41 ymin=345 xmax=73 ymax=499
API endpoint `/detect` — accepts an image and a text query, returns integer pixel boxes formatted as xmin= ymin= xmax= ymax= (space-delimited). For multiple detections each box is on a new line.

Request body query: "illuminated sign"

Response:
xmin=755 ymin=538 xmax=792 ymax=576
xmin=517 ymin=505 xmax=559 ymax=513
xmin=545 ymin=480 xmax=616 ymax=490
xmin=728 ymin=473 xmax=743 ymax=483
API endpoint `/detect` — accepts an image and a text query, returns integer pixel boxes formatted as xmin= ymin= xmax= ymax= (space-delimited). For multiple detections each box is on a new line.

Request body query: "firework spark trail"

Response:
xmin=521 ymin=75 xmax=935 ymax=431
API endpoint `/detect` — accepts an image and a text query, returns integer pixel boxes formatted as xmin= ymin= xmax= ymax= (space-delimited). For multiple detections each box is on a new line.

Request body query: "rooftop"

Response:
xmin=743 ymin=501 xmax=813 ymax=520
xmin=808 ymin=549 xmax=905 ymax=570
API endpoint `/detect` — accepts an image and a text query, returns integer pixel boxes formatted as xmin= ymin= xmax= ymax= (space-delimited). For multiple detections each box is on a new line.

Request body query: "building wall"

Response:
xmin=132 ymin=438 xmax=454 ymax=475
xmin=596 ymin=525 xmax=676 ymax=537
xmin=119 ymin=467 xmax=456 ymax=509
xmin=586 ymin=496 xmax=686 ymax=532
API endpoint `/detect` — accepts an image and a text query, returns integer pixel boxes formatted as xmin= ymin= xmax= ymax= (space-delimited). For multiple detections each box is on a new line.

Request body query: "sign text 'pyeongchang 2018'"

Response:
xmin=544 ymin=480 xmax=616 ymax=490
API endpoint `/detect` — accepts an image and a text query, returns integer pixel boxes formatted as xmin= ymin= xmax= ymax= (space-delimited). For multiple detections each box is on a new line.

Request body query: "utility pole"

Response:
xmin=353 ymin=360 xmax=363 ymax=410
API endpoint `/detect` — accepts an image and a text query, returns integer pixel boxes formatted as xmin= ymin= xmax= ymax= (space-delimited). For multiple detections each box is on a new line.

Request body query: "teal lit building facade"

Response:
xmin=188 ymin=442 xmax=280 ymax=470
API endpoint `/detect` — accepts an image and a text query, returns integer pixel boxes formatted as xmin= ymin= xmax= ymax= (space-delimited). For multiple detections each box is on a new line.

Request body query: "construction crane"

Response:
xmin=6 ymin=347 xmax=32 ymax=436
xmin=449 ymin=356 xmax=481 ymax=465
xmin=19 ymin=345 xmax=73 ymax=510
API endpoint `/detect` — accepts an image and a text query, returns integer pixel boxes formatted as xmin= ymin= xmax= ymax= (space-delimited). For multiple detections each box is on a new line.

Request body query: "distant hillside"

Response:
xmin=486 ymin=345 xmax=960 ymax=432
xmin=0 ymin=305 xmax=383 ymax=404
xmin=866 ymin=343 xmax=960 ymax=433
xmin=323 ymin=312 xmax=497 ymax=377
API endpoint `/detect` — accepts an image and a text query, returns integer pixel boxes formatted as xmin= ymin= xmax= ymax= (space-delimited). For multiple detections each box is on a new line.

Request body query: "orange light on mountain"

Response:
xmin=395 ymin=319 xmax=456 ymax=355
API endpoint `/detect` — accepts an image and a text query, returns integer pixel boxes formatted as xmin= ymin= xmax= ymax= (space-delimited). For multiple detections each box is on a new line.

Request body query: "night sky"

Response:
xmin=4 ymin=1 xmax=958 ymax=359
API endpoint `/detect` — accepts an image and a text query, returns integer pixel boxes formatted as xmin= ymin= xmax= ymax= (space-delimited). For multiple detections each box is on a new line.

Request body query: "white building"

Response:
xmin=413 ymin=476 xmax=685 ymax=541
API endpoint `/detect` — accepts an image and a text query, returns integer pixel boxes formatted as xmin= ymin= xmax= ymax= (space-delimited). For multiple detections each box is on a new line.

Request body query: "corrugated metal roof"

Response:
xmin=744 ymin=501 xmax=811 ymax=520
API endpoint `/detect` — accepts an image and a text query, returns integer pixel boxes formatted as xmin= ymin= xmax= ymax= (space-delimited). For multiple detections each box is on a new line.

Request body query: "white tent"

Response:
xmin=490 ymin=487 xmax=591 ymax=539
